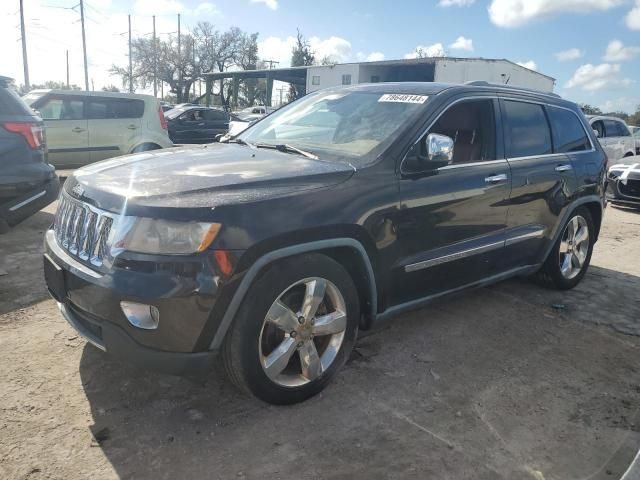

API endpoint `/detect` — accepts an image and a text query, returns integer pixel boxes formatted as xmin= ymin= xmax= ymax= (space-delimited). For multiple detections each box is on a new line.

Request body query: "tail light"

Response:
xmin=158 ymin=105 xmax=168 ymax=130
xmin=2 ymin=122 xmax=44 ymax=149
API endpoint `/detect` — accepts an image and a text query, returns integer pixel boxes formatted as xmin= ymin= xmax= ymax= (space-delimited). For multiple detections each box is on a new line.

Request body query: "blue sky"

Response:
xmin=3 ymin=0 xmax=640 ymax=112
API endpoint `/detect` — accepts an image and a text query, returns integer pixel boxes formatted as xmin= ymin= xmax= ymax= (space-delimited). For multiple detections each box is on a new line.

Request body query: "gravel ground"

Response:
xmin=0 ymin=203 xmax=639 ymax=480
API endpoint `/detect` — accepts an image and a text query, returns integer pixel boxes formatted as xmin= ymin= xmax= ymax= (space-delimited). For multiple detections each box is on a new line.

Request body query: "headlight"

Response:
xmin=117 ymin=218 xmax=221 ymax=255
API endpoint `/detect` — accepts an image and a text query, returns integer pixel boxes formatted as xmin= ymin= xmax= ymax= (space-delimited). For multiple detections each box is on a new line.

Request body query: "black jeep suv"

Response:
xmin=44 ymin=82 xmax=606 ymax=404
xmin=0 ymin=76 xmax=59 ymax=232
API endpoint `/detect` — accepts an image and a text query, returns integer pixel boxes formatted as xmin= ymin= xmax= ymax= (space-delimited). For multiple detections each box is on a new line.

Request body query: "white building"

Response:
xmin=204 ymin=57 xmax=556 ymax=108
xmin=305 ymin=57 xmax=555 ymax=94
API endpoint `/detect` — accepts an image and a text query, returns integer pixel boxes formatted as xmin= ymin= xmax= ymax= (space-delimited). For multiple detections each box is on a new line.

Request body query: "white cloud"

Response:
xmin=133 ymin=0 xmax=185 ymax=15
xmin=365 ymin=52 xmax=386 ymax=61
xmin=250 ymin=0 xmax=278 ymax=10
xmin=565 ymin=63 xmax=633 ymax=91
xmin=627 ymin=1 xmax=640 ymax=29
xmin=555 ymin=48 xmax=583 ymax=61
xmin=517 ymin=60 xmax=538 ymax=71
xmin=404 ymin=43 xmax=446 ymax=59
xmin=449 ymin=36 xmax=473 ymax=51
xmin=258 ymin=35 xmax=352 ymax=67
xmin=489 ymin=0 xmax=625 ymax=28
xmin=438 ymin=0 xmax=475 ymax=6
xmin=603 ymin=39 xmax=640 ymax=61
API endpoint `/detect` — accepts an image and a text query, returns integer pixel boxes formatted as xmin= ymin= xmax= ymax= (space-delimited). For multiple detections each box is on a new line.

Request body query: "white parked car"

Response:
xmin=588 ymin=115 xmax=636 ymax=162
xmin=23 ymin=90 xmax=173 ymax=168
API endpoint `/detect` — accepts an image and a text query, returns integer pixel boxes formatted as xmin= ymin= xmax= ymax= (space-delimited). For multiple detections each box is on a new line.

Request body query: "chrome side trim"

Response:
xmin=505 ymin=228 xmax=546 ymax=246
xmin=8 ymin=190 xmax=46 ymax=211
xmin=439 ymin=159 xmax=508 ymax=170
xmin=404 ymin=240 xmax=504 ymax=273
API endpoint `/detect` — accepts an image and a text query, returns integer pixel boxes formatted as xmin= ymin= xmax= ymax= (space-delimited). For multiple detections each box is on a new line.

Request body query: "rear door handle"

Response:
xmin=127 ymin=124 xmax=138 ymax=130
xmin=72 ymin=127 xmax=85 ymax=133
xmin=555 ymin=164 xmax=573 ymax=172
xmin=485 ymin=173 xmax=508 ymax=184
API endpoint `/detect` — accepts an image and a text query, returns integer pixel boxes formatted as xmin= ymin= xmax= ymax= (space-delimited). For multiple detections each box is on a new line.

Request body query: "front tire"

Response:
xmin=536 ymin=207 xmax=594 ymax=290
xmin=222 ymin=253 xmax=360 ymax=405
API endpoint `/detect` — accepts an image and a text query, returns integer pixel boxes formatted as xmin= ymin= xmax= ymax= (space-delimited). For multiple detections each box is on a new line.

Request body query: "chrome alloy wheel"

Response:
xmin=258 ymin=277 xmax=347 ymax=388
xmin=559 ymin=215 xmax=590 ymax=280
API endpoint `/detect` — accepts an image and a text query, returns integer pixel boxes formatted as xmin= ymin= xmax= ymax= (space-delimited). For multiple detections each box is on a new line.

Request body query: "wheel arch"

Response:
xmin=209 ymin=238 xmax=378 ymax=351
xmin=130 ymin=142 xmax=162 ymax=153
xmin=540 ymin=195 xmax=604 ymax=265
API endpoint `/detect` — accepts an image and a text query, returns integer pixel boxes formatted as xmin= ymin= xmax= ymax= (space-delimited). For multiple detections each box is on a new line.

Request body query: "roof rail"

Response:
xmin=464 ymin=80 xmax=561 ymax=98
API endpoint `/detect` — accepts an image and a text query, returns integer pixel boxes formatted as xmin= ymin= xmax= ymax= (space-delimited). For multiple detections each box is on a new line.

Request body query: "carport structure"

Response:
xmin=203 ymin=66 xmax=308 ymax=108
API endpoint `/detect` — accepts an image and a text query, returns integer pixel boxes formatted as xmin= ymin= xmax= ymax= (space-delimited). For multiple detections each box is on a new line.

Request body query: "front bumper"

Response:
xmin=57 ymin=301 xmax=216 ymax=375
xmin=606 ymin=177 xmax=640 ymax=206
xmin=44 ymin=229 xmax=243 ymax=375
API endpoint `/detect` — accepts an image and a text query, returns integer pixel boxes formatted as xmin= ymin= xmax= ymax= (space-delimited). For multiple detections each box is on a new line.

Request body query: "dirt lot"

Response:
xmin=1 ymin=203 xmax=639 ymax=480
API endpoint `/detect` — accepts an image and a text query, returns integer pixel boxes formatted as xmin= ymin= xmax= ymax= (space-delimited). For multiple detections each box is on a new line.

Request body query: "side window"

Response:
xmin=603 ymin=120 xmax=621 ymax=138
xmin=546 ymin=106 xmax=591 ymax=153
xmin=616 ymin=121 xmax=630 ymax=136
xmin=87 ymin=98 xmax=144 ymax=119
xmin=592 ymin=120 xmax=605 ymax=138
xmin=503 ymin=100 xmax=552 ymax=158
xmin=425 ymin=99 xmax=497 ymax=164
xmin=39 ymin=98 xmax=84 ymax=120
xmin=203 ymin=109 xmax=228 ymax=121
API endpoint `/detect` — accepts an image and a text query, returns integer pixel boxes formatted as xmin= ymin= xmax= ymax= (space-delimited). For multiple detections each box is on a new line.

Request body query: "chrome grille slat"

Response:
xmin=53 ymin=194 xmax=114 ymax=268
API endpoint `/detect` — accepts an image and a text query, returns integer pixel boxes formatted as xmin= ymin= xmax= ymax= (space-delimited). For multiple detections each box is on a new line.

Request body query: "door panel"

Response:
xmin=87 ymin=98 xmax=143 ymax=162
xmin=500 ymin=100 xmax=580 ymax=269
xmin=394 ymin=161 xmax=511 ymax=305
xmin=36 ymin=96 xmax=88 ymax=167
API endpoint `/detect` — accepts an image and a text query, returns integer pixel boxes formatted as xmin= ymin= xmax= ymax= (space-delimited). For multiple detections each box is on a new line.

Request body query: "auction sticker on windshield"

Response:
xmin=378 ymin=94 xmax=429 ymax=104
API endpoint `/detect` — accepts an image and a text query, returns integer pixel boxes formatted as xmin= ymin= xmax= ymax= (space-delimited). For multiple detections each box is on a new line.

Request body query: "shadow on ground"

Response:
xmin=0 ymin=211 xmax=54 ymax=316
xmin=78 ymin=266 xmax=640 ymax=480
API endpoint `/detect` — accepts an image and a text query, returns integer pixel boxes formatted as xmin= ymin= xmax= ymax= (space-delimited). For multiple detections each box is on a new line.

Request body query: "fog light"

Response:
xmin=120 ymin=301 xmax=160 ymax=330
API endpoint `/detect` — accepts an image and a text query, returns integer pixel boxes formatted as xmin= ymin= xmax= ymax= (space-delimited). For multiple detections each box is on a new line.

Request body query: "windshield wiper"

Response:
xmin=224 ymin=137 xmax=256 ymax=149
xmin=255 ymin=143 xmax=319 ymax=160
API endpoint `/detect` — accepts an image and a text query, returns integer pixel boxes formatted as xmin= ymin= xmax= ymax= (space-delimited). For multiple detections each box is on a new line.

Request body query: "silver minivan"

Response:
xmin=23 ymin=90 xmax=173 ymax=168
xmin=588 ymin=115 xmax=636 ymax=162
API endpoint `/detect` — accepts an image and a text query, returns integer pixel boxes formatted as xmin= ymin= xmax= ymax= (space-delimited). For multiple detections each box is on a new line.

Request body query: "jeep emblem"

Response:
xmin=71 ymin=184 xmax=85 ymax=198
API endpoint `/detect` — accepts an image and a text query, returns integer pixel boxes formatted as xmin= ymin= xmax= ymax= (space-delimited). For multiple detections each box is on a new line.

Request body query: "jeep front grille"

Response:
xmin=53 ymin=195 xmax=113 ymax=267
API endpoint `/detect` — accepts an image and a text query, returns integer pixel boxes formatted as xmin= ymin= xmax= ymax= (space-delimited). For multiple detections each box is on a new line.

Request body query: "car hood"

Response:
xmin=68 ymin=144 xmax=355 ymax=212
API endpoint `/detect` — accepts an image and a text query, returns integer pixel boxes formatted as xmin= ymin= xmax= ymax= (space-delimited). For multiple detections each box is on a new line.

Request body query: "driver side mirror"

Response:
xmin=404 ymin=133 xmax=454 ymax=173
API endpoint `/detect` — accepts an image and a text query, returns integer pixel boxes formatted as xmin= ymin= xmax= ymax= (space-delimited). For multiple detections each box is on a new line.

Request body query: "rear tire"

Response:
xmin=222 ymin=253 xmax=360 ymax=405
xmin=536 ymin=207 xmax=594 ymax=290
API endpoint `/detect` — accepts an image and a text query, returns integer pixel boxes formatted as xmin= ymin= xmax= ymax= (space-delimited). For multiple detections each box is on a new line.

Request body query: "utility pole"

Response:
xmin=79 ymin=0 xmax=89 ymax=90
xmin=128 ymin=14 xmax=133 ymax=93
xmin=152 ymin=15 xmax=157 ymax=97
xmin=263 ymin=59 xmax=279 ymax=69
xmin=177 ymin=13 xmax=181 ymax=102
xmin=66 ymin=50 xmax=69 ymax=88
xmin=19 ymin=0 xmax=30 ymax=90
xmin=192 ymin=37 xmax=197 ymax=101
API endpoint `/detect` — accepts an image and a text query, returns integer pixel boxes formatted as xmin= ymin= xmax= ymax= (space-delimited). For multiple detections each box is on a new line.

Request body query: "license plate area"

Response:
xmin=43 ymin=254 xmax=67 ymax=303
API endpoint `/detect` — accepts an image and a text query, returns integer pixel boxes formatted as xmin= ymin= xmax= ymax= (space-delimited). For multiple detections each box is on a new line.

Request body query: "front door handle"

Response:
xmin=127 ymin=124 xmax=138 ymax=130
xmin=72 ymin=127 xmax=85 ymax=133
xmin=555 ymin=164 xmax=573 ymax=172
xmin=485 ymin=173 xmax=508 ymax=184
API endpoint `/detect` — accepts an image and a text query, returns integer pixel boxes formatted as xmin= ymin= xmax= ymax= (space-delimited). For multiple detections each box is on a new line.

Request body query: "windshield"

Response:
xmin=238 ymin=90 xmax=427 ymax=164
xmin=164 ymin=107 xmax=188 ymax=120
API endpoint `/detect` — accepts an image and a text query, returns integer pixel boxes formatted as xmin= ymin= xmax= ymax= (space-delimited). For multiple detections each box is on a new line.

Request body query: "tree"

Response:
xmin=580 ymin=104 xmax=602 ymax=115
xmin=18 ymin=80 xmax=81 ymax=94
xmin=101 ymin=85 xmax=120 ymax=92
xmin=289 ymin=29 xmax=315 ymax=101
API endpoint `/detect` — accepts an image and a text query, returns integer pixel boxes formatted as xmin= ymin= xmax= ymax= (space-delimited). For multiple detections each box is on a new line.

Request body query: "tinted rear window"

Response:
xmin=503 ymin=100 xmax=552 ymax=158
xmin=203 ymin=109 xmax=228 ymax=121
xmin=546 ymin=106 xmax=591 ymax=153
xmin=87 ymin=98 xmax=144 ymax=119
xmin=0 ymin=86 xmax=34 ymax=116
